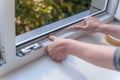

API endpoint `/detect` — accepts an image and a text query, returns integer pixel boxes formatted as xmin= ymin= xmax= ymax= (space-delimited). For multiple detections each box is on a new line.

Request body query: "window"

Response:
xmin=15 ymin=0 xmax=93 ymax=48
xmin=0 ymin=0 xmax=119 ymax=76
xmin=15 ymin=0 xmax=91 ymax=35
xmin=15 ymin=0 xmax=108 ymax=48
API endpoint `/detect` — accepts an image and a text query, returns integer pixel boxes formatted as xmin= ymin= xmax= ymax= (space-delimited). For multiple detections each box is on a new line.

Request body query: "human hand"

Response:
xmin=47 ymin=36 xmax=72 ymax=61
xmin=71 ymin=17 xmax=104 ymax=33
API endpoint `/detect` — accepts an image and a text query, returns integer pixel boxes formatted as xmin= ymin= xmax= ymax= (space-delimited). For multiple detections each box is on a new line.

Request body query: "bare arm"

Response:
xmin=69 ymin=40 xmax=116 ymax=70
xmin=99 ymin=24 xmax=120 ymax=39
xmin=47 ymin=17 xmax=120 ymax=71
xmin=47 ymin=36 xmax=116 ymax=70
xmin=71 ymin=17 xmax=120 ymax=39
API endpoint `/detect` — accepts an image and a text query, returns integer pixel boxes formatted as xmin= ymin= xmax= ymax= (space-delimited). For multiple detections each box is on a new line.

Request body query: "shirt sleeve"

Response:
xmin=113 ymin=47 xmax=120 ymax=71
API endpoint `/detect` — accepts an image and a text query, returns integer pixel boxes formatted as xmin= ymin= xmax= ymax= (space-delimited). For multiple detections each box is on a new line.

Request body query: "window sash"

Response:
xmin=16 ymin=0 xmax=109 ymax=48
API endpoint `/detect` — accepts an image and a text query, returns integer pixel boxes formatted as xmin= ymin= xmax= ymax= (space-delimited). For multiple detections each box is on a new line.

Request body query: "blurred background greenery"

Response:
xmin=15 ymin=0 xmax=91 ymax=35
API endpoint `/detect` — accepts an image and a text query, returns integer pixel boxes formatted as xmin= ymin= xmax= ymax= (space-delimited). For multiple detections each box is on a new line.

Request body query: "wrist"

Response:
xmin=91 ymin=22 xmax=105 ymax=32
xmin=66 ymin=40 xmax=87 ymax=56
xmin=65 ymin=39 xmax=76 ymax=54
xmin=97 ymin=23 xmax=109 ymax=33
xmin=100 ymin=24 xmax=120 ymax=39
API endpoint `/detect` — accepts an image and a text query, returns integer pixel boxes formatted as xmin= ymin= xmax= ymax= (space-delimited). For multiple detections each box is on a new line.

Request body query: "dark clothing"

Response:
xmin=113 ymin=47 xmax=120 ymax=71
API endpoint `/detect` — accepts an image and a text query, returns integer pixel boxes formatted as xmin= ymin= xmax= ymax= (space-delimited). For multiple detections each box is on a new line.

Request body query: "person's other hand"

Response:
xmin=71 ymin=17 xmax=104 ymax=33
xmin=47 ymin=36 xmax=72 ymax=61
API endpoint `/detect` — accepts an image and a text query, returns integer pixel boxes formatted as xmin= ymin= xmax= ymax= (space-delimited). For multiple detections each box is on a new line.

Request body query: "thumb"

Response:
xmin=71 ymin=25 xmax=86 ymax=30
xmin=49 ymin=36 xmax=58 ymax=41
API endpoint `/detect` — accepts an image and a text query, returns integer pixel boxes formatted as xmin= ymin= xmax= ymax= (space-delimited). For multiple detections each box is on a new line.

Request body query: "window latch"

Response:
xmin=16 ymin=43 xmax=43 ymax=57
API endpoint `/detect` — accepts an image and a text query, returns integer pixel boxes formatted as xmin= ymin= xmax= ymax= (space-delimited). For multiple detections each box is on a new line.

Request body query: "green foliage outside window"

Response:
xmin=15 ymin=0 xmax=91 ymax=35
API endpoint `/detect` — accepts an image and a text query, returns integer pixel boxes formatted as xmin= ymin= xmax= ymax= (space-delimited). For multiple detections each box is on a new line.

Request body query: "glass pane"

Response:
xmin=15 ymin=0 xmax=91 ymax=35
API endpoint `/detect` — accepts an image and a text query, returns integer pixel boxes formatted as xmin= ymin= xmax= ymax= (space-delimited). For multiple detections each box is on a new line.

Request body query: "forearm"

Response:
xmin=98 ymin=24 xmax=120 ymax=39
xmin=70 ymin=41 xmax=116 ymax=70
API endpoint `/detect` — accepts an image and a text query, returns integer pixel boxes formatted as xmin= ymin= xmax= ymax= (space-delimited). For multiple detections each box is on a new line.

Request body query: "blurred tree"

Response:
xmin=15 ymin=0 xmax=91 ymax=35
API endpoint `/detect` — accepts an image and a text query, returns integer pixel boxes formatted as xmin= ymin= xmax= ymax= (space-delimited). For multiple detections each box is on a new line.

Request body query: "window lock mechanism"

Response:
xmin=16 ymin=43 xmax=44 ymax=57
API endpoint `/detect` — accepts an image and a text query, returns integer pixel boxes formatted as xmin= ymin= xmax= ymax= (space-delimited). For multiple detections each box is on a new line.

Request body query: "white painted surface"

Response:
xmin=115 ymin=1 xmax=120 ymax=21
xmin=1 ymin=32 xmax=120 ymax=80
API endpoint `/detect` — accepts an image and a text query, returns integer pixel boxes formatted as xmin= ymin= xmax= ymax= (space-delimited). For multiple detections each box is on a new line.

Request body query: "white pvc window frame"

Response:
xmin=0 ymin=0 xmax=119 ymax=76
xmin=0 ymin=0 xmax=16 ymax=64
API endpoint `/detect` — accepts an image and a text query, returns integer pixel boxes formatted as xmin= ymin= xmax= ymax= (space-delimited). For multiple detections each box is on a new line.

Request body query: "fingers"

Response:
xmin=70 ymin=25 xmax=87 ymax=31
xmin=49 ymin=36 xmax=57 ymax=41
xmin=70 ymin=25 xmax=80 ymax=30
xmin=47 ymin=36 xmax=67 ymax=62
xmin=70 ymin=19 xmax=87 ymax=30
xmin=49 ymin=53 xmax=63 ymax=62
xmin=49 ymin=36 xmax=62 ymax=41
xmin=70 ymin=16 xmax=94 ymax=30
xmin=47 ymin=46 xmax=64 ymax=62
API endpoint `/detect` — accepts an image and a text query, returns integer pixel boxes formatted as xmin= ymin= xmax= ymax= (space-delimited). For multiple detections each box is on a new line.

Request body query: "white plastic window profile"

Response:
xmin=0 ymin=0 xmax=119 ymax=76
xmin=115 ymin=0 xmax=120 ymax=21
